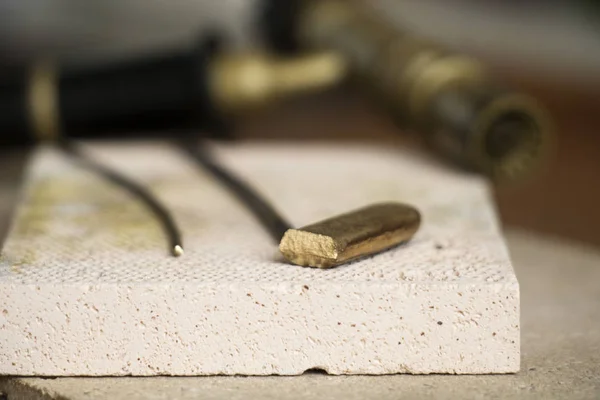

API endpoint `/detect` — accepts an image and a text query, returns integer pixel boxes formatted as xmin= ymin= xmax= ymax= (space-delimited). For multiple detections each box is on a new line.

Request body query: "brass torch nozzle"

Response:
xmin=209 ymin=51 xmax=347 ymax=115
xmin=292 ymin=0 xmax=552 ymax=181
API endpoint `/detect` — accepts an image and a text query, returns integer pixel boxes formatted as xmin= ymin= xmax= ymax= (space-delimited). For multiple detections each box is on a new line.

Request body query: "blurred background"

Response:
xmin=1 ymin=0 xmax=600 ymax=247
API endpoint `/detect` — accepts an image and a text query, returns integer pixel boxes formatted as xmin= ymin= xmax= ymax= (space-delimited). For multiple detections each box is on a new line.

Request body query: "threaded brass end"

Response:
xmin=424 ymin=87 xmax=553 ymax=181
xmin=472 ymin=94 xmax=553 ymax=181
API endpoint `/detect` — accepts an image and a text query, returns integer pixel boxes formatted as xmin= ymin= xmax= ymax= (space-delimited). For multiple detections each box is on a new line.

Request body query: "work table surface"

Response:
xmin=0 ymin=148 xmax=598 ymax=399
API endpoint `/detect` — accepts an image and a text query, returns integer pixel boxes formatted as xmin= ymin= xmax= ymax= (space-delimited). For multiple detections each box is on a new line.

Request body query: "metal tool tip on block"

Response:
xmin=279 ymin=202 xmax=421 ymax=268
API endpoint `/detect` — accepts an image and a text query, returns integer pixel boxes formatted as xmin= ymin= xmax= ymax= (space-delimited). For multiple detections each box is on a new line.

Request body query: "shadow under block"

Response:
xmin=0 ymin=142 xmax=519 ymax=375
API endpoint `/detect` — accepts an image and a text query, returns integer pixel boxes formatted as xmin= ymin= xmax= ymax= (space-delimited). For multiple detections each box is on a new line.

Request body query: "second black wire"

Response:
xmin=180 ymin=140 xmax=292 ymax=243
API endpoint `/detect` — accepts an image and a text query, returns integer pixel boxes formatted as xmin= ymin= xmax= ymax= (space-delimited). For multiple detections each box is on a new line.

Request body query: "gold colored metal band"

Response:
xmin=472 ymin=93 xmax=553 ymax=181
xmin=408 ymin=55 xmax=486 ymax=122
xmin=27 ymin=62 xmax=61 ymax=141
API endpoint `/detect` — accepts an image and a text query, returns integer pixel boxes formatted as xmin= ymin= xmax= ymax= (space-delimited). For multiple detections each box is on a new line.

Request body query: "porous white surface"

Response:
xmin=0 ymin=141 xmax=519 ymax=376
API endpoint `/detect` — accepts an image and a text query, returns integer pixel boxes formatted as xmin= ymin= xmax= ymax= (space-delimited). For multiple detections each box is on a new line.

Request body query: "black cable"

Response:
xmin=181 ymin=141 xmax=292 ymax=243
xmin=58 ymin=140 xmax=183 ymax=257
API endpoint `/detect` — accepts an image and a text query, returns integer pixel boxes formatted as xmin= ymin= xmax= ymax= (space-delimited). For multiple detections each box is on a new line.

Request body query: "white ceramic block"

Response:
xmin=0 ymin=142 xmax=519 ymax=375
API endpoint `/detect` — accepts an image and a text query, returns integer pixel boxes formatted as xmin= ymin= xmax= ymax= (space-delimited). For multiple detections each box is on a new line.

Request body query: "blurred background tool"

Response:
xmin=0 ymin=0 xmax=552 ymax=181
xmin=1 ymin=0 xmax=600 ymax=247
xmin=0 ymin=39 xmax=346 ymax=145
xmin=259 ymin=0 xmax=552 ymax=181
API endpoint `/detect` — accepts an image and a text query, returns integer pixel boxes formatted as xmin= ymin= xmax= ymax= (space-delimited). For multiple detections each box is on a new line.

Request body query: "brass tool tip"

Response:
xmin=428 ymin=88 xmax=553 ymax=181
xmin=473 ymin=95 xmax=552 ymax=181
xmin=210 ymin=51 xmax=347 ymax=114
xmin=173 ymin=245 xmax=184 ymax=257
xmin=472 ymin=94 xmax=552 ymax=181
xmin=279 ymin=202 xmax=420 ymax=268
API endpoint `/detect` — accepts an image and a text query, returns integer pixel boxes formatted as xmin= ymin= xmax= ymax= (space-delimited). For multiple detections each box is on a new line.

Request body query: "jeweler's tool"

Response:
xmin=258 ymin=0 xmax=553 ymax=181
xmin=182 ymin=142 xmax=420 ymax=268
xmin=0 ymin=38 xmax=347 ymax=145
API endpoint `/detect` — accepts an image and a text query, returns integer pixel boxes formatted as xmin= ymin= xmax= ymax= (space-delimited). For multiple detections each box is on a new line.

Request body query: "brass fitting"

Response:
xmin=209 ymin=51 xmax=347 ymax=115
xmin=295 ymin=0 xmax=552 ymax=181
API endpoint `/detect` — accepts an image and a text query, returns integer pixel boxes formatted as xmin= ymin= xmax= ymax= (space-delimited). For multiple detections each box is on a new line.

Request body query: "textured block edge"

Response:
xmin=1 ymin=281 xmax=520 ymax=376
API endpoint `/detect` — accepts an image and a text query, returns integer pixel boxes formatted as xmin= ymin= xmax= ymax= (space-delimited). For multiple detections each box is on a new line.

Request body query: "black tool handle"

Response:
xmin=258 ymin=0 xmax=303 ymax=54
xmin=0 ymin=37 xmax=223 ymax=145
xmin=0 ymin=70 xmax=32 ymax=145
xmin=61 ymin=51 xmax=199 ymax=137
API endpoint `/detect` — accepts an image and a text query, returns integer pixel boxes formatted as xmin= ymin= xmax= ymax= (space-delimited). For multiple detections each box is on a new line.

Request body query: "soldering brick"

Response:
xmin=0 ymin=142 xmax=519 ymax=375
